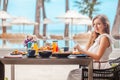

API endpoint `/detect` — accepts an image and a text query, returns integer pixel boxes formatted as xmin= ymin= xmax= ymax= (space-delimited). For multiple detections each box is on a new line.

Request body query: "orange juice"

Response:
xmin=52 ymin=41 xmax=58 ymax=53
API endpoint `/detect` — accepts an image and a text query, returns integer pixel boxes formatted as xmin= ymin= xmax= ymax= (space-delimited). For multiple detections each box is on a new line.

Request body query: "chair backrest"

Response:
xmin=114 ymin=64 xmax=120 ymax=80
xmin=109 ymin=57 xmax=120 ymax=67
xmin=82 ymin=64 xmax=120 ymax=80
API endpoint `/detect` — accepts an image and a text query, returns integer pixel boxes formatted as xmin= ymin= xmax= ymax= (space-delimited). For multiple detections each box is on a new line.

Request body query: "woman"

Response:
xmin=67 ymin=14 xmax=114 ymax=80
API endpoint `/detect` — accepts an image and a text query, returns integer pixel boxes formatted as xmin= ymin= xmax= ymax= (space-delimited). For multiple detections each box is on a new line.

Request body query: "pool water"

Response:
xmin=0 ymin=39 xmax=87 ymax=49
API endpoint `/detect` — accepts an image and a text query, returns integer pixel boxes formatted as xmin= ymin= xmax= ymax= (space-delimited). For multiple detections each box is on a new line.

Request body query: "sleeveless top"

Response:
xmin=88 ymin=33 xmax=114 ymax=69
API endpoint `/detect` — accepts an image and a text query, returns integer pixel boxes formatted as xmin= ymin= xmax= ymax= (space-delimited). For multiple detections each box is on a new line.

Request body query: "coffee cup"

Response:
xmin=63 ymin=47 xmax=69 ymax=52
xmin=27 ymin=50 xmax=35 ymax=56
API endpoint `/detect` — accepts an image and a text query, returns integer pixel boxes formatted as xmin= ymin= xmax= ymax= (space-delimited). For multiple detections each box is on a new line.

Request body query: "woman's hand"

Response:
xmin=73 ymin=44 xmax=84 ymax=54
xmin=72 ymin=51 xmax=81 ymax=54
xmin=74 ymin=44 xmax=79 ymax=51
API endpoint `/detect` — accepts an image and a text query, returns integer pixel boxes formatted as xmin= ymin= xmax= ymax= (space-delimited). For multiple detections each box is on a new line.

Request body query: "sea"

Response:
xmin=0 ymin=27 xmax=88 ymax=49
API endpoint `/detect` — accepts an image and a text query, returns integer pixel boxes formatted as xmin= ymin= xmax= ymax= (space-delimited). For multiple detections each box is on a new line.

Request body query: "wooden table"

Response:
xmin=0 ymin=56 xmax=93 ymax=80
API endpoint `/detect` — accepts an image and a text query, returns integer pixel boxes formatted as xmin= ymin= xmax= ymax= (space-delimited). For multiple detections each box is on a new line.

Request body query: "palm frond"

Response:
xmin=74 ymin=1 xmax=82 ymax=6
xmin=96 ymin=1 xmax=101 ymax=5
xmin=74 ymin=0 xmax=101 ymax=14
xmin=45 ymin=0 xmax=50 ymax=3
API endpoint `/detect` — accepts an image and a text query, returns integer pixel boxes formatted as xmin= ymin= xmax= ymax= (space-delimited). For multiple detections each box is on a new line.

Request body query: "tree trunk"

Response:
xmin=0 ymin=0 xmax=1 ymax=7
xmin=64 ymin=0 xmax=69 ymax=47
xmin=42 ymin=0 xmax=47 ymax=37
xmin=87 ymin=0 xmax=96 ymax=32
xmin=64 ymin=0 xmax=69 ymax=37
xmin=2 ymin=0 xmax=8 ymax=46
xmin=87 ymin=0 xmax=96 ymax=31
xmin=34 ymin=0 xmax=42 ymax=38
xmin=42 ymin=0 xmax=47 ymax=44
xmin=2 ymin=0 xmax=8 ymax=33
xmin=89 ymin=0 xmax=96 ymax=19
xmin=111 ymin=0 xmax=120 ymax=48
xmin=111 ymin=0 xmax=120 ymax=37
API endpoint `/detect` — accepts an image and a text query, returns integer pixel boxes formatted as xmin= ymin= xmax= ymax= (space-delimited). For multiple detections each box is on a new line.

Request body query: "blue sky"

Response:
xmin=6 ymin=0 xmax=118 ymax=35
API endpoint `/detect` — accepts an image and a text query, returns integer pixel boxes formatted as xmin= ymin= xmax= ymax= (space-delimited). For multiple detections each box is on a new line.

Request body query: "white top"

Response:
xmin=88 ymin=33 xmax=114 ymax=69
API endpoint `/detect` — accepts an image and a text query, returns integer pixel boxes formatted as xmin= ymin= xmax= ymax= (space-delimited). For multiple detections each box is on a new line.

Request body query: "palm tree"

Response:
xmin=34 ymin=0 xmax=42 ymax=38
xmin=74 ymin=0 xmax=101 ymax=31
xmin=111 ymin=0 xmax=120 ymax=38
xmin=64 ymin=0 xmax=69 ymax=46
xmin=42 ymin=0 xmax=50 ymax=44
xmin=0 ymin=0 xmax=1 ymax=9
xmin=34 ymin=0 xmax=50 ymax=39
xmin=42 ymin=0 xmax=47 ymax=37
xmin=42 ymin=0 xmax=50 ymax=37
xmin=1 ymin=0 xmax=9 ymax=33
xmin=0 ymin=0 xmax=8 ymax=45
xmin=111 ymin=0 xmax=120 ymax=48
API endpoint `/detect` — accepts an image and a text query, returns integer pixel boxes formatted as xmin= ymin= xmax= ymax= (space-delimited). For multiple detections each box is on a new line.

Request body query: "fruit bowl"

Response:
xmin=39 ymin=50 xmax=52 ymax=58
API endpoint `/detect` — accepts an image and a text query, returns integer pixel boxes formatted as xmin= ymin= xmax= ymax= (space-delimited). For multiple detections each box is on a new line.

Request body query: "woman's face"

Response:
xmin=93 ymin=18 xmax=105 ymax=34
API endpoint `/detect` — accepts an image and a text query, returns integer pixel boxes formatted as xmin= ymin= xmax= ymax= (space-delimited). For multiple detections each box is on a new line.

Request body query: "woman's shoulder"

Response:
xmin=98 ymin=33 xmax=115 ymax=44
xmin=99 ymin=33 xmax=110 ymax=37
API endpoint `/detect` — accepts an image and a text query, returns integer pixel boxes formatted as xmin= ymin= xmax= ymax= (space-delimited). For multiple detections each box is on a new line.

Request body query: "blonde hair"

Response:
xmin=86 ymin=14 xmax=110 ymax=50
xmin=92 ymin=14 xmax=110 ymax=34
xmin=86 ymin=31 xmax=99 ymax=50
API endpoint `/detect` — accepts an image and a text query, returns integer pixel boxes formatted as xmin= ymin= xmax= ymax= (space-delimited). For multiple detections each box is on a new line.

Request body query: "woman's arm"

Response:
xmin=85 ymin=36 xmax=110 ymax=61
xmin=77 ymin=36 xmax=110 ymax=61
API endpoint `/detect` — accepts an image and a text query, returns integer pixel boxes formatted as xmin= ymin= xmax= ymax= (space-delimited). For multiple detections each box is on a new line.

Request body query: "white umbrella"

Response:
xmin=0 ymin=10 xmax=13 ymax=33
xmin=0 ymin=21 xmax=12 ymax=30
xmin=0 ymin=10 xmax=13 ymax=47
xmin=41 ymin=18 xmax=54 ymax=24
xmin=0 ymin=21 xmax=11 ymax=26
xmin=11 ymin=16 xmax=38 ymax=32
xmin=62 ymin=18 xmax=92 ymax=26
xmin=0 ymin=10 xmax=13 ymax=19
xmin=57 ymin=10 xmax=91 ymax=25
xmin=56 ymin=10 xmax=91 ymax=38
xmin=57 ymin=10 xmax=89 ymax=20
xmin=11 ymin=17 xmax=38 ymax=25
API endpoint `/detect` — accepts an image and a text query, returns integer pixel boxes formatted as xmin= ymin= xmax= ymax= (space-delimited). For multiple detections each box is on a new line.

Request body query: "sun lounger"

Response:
xmin=50 ymin=35 xmax=63 ymax=40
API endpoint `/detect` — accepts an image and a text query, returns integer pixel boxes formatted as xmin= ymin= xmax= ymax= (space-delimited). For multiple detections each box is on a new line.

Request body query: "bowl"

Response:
xmin=39 ymin=50 xmax=52 ymax=58
xmin=52 ymin=53 xmax=70 ymax=58
xmin=52 ymin=52 xmax=71 ymax=58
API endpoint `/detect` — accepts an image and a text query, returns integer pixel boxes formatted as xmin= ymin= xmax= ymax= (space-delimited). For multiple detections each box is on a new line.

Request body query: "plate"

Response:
xmin=76 ymin=54 xmax=88 ymax=57
xmin=4 ymin=55 xmax=23 ymax=58
xmin=10 ymin=53 xmax=21 ymax=55
xmin=10 ymin=52 xmax=27 ymax=55
xmin=68 ymin=54 xmax=88 ymax=58
xmin=52 ymin=52 xmax=71 ymax=58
